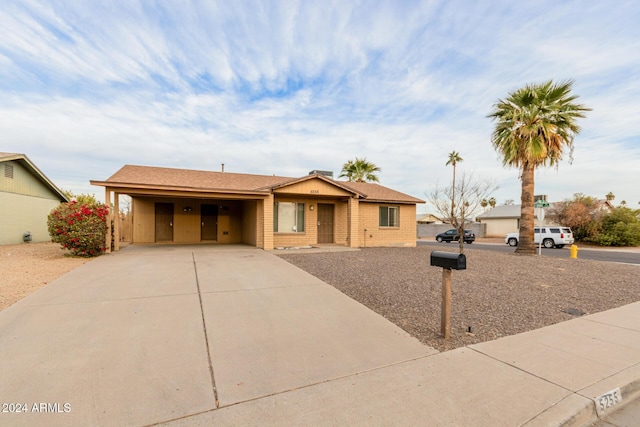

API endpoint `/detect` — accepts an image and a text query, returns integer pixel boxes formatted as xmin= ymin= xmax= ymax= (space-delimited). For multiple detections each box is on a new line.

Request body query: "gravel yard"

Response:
xmin=0 ymin=242 xmax=89 ymax=310
xmin=3 ymin=243 xmax=639 ymax=354
xmin=278 ymin=246 xmax=640 ymax=352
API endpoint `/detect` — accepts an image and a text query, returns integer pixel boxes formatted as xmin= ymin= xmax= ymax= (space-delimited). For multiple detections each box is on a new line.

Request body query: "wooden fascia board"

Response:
xmin=359 ymin=199 xmax=423 ymax=205
xmin=90 ymin=181 xmax=270 ymax=199
xmin=4 ymin=154 xmax=69 ymax=202
xmin=266 ymin=174 xmax=367 ymax=198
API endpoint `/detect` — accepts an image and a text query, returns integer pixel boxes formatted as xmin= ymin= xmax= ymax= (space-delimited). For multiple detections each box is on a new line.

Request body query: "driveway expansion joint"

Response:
xmin=192 ymin=252 xmax=220 ymax=409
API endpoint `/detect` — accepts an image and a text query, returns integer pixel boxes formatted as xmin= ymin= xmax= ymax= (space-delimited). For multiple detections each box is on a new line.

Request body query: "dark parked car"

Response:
xmin=435 ymin=229 xmax=475 ymax=244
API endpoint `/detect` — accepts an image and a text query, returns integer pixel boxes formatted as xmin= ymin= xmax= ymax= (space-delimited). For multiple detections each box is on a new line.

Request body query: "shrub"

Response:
xmin=48 ymin=201 xmax=110 ymax=257
xmin=589 ymin=207 xmax=640 ymax=247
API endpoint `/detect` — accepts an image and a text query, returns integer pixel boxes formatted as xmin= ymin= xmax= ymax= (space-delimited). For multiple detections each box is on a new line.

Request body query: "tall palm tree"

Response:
xmin=489 ymin=80 xmax=589 ymax=254
xmin=339 ymin=158 xmax=381 ymax=182
xmin=488 ymin=197 xmax=496 ymax=208
xmin=606 ymin=192 xmax=615 ymax=202
xmin=446 ymin=151 xmax=463 ymax=219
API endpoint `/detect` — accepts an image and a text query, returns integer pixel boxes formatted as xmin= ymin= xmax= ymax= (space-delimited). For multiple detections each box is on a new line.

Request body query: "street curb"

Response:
xmin=523 ymin=371 xmax=640 ymax=427
xmin=572 ymin=366 xmax=640 ymax=426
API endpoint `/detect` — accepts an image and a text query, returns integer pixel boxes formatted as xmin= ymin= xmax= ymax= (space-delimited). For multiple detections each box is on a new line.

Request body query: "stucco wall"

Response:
xmin=480 ymin=218 xmax=519 ymax=237
xmin=0 ymin=192 xmax=61 ymax=244
xmin=0 ymin=160 xmax=63 ymax=245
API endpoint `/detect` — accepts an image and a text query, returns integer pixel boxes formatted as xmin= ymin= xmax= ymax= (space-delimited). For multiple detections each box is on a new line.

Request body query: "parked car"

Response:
xmin=435 ymin=229 xmax=475 ymax=244
xmin=505 ymin=226 xmax=574 ymax=249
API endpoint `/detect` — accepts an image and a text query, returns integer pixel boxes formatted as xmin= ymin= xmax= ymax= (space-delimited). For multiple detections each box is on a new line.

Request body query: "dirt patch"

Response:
xmin=279 ymin=246 xmax=640 ymax=352
xmin=0 ymin=242 xmax=90 ymax=310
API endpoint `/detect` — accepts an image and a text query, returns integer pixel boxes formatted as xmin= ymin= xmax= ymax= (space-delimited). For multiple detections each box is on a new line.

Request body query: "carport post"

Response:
xmin=441 ymin=268 xmax=452 ymax=339
xmin=113 ymin=192 xmax=120 ymax=251
xmin=105 ymin=188 xmax=111 ymax=254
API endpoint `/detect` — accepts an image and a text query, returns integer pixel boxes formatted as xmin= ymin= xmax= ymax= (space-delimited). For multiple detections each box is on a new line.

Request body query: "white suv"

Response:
xmin=505 ymin=226 xmax=574 ymax=249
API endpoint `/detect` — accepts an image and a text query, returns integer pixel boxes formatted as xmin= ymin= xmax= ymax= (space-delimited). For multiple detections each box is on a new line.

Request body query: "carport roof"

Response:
xmin=91 ymin=164 xmax=424 ymax=204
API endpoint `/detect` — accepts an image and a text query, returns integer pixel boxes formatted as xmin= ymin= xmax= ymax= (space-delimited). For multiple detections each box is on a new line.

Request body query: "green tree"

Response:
xmin=61 ymin=189 xmax=100 ymax=205
xmin=488 ymin=197 xmax=496 ymax=208
xmin=591 ymin=207 xmax=640 ymax=246
xmin=339 ymin=157 xmax=381 ymax=182
xmin=489 ymin=80 xmax=590 ymax=254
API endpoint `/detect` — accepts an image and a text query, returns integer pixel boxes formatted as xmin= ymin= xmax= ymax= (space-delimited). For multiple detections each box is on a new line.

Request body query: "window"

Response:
xmin=274 ymin=202 xmax=305 ymax=233
xmin=379 ymin=206 xmax=399 ymax=227
xmin=4 ymin=164 xmax=13 ymax=178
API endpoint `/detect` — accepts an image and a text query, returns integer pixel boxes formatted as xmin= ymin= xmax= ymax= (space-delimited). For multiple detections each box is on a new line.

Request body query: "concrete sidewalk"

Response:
xmin=1 ymin=245 xmax=639 ymax=426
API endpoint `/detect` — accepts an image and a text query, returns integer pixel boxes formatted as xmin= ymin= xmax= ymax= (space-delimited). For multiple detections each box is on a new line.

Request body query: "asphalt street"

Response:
xmin=418 ymin=240 xmax=640 ymax=265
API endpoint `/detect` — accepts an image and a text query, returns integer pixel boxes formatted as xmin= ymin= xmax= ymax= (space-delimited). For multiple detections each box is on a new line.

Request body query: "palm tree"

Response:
xmin=606 ymin=192 xmax=615 ymax=202
xmin=481 ymin=199 xmax=488 ymax=211
xmin=489 ymin=80 xmax=590 ymax=254
xmin=446 ymin=151 xmax=463 ymax=218
xmin=339 ymin=158 xmax=381 ymax=182
xmin=488 ymin=197 xmax=496 ymax=208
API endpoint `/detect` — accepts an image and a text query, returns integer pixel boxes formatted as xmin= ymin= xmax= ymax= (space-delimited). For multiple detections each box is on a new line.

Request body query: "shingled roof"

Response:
xmin=92 ymin=165 xmax=423 ymax=204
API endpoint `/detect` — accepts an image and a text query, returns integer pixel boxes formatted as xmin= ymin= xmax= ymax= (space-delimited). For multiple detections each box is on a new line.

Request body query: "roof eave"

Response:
xmin=90 ymin=180 xmax=272 ymax=196
xmin=2 ymin=153 xmax=68 ymax=202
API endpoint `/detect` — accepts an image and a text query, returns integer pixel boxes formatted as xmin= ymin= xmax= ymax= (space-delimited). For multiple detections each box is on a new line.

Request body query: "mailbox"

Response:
xmin=430 ymin=251 xmax=466 ymax=270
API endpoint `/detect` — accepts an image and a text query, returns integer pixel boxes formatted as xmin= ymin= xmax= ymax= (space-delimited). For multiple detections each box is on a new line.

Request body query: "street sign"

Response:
xmin=534 ymin=200 xmax=550 ymax=208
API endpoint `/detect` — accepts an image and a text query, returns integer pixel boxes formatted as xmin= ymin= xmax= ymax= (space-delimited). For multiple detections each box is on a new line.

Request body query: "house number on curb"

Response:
xmin=596 ymin=388 xmax=622 ymax=414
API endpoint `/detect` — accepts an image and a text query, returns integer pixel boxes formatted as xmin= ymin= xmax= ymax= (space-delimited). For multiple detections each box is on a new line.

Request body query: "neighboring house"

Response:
xmin=476 ymin=204 xmax=551 ymax=237
xmin=91 ymin=165 xmax=424 ymax=251
xmin=478 ymin=200 xmax=616 ymax=238
xmin=0 ymin=152 xmax=68 ymax=245
xmin=417 ymin=214 xmax=443 ymax=224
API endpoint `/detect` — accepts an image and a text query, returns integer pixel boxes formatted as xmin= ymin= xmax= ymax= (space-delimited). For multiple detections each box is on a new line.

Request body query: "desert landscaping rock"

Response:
xmin=279 ymin=247 xmax=640 ymax=352
xmin=3 ymin=243 xmax=638 ymax=355
xmin=0 ymin=242 xmax=89 ymax=310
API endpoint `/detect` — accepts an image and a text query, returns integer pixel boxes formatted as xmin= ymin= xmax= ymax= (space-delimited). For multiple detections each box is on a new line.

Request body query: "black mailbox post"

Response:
xmin=430 ymin=251 xmax=466 ymax=270
xmin=430 ymin=251 xmax=467 ymax=340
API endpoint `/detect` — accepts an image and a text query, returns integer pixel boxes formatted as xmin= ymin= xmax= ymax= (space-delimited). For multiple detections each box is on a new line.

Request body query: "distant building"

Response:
xmin=476 ymin=205 xmax=550 ymax=237
xmin=416 ymin=214 xmax=443 ymax=224
xmin=0 ymin=153 xmax=68 ymax=245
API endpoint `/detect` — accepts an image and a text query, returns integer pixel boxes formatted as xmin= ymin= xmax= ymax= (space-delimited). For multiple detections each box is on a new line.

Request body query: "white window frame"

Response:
xmin=274 ymin=202 xmax=306 ymax=233
xmin=379 ymin=206 xmax=399 ymax=227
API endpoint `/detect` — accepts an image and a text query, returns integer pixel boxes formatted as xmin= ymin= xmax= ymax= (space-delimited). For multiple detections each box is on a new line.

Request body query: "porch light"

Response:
xmin=309 ymin=204 xmax=314 ymax=211
xmin=183 ymin=206 xmax=193 ymax=212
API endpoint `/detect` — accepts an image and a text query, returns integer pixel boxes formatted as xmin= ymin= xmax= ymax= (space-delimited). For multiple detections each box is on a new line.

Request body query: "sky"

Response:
xmin=1 ymin=1 xmax=639 ymax=213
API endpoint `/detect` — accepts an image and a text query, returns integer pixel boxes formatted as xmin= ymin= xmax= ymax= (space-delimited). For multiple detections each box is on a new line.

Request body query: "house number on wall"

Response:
xmin=310 ymin=190 xmax=319 ymax=194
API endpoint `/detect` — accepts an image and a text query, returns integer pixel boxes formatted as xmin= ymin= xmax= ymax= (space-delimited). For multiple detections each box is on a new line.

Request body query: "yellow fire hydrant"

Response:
xmin=570 ymin=244 xmax=579 ymax=259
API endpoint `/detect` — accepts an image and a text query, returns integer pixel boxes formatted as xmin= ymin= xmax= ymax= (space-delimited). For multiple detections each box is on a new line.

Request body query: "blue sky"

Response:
xmin=1 ymin=1 xmax=639 ymax=212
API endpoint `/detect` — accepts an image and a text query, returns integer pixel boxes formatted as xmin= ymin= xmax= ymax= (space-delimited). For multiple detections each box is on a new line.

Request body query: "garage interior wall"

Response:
xmin=131 ymin=197 xmax=249 ymax=244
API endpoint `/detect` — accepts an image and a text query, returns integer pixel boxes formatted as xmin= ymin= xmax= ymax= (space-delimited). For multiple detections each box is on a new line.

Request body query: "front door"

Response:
xmin=201 ymin=204 xmax=218 ymax=241
xmin=317 ymin=204 xmax=334 ymax=244
xmin=155 ymin=203 xmax=174 ymax=242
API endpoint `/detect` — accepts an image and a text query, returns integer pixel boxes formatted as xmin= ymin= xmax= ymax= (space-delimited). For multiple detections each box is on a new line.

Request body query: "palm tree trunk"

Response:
xmin=516 ymin=162 xmax=536 ymax=254
xmin=451 ymin=165 xmax=456 ymax=220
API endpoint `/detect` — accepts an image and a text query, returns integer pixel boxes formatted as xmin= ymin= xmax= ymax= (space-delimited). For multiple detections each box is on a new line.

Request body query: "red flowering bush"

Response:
xmin=48 ymin=201 xmax=110 ymax=257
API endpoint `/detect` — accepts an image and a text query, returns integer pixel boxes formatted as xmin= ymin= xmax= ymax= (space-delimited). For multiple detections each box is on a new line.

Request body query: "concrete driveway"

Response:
xmin=0 ymin=245 xmax=435 ymax=426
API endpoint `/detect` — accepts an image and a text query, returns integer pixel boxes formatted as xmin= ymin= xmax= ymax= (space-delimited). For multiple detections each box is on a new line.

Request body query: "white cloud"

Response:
xmin=0 ymin=0 xmax=638 ymax=207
